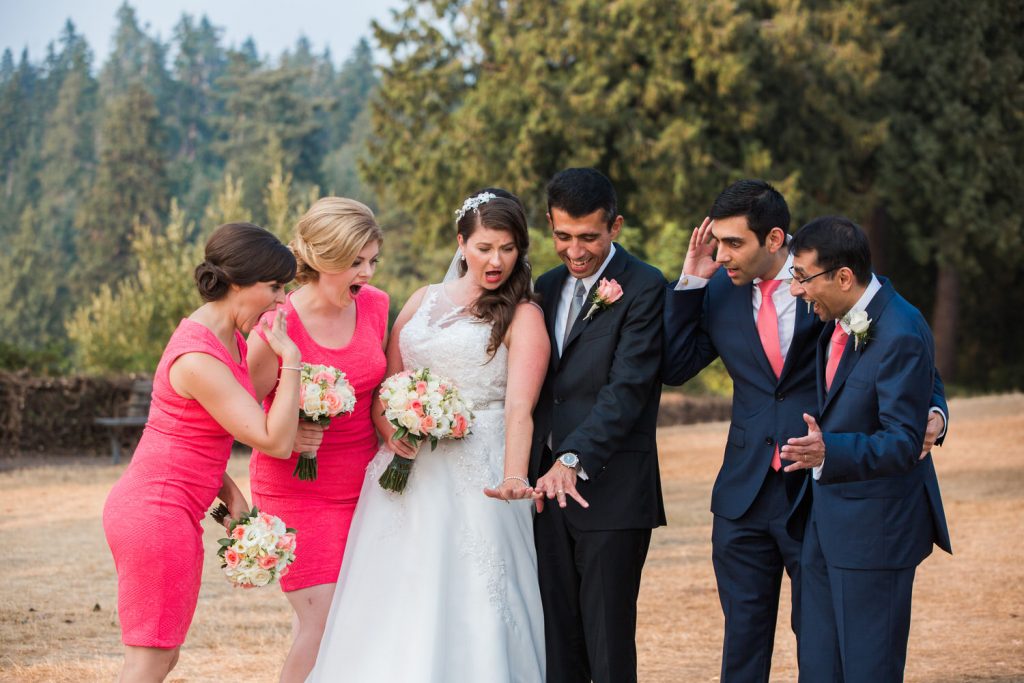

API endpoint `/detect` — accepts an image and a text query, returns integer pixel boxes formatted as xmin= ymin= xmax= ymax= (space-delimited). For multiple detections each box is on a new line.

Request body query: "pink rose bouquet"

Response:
xmin=376 ymin=367 xmax=474 ymax=493
xmin=584 ymin=277 xmax=623 ymax=320
xmin=294 ymin=363 xmax=356 ymax=481
xmin=212 ymin=506 xmax=297 ymax=589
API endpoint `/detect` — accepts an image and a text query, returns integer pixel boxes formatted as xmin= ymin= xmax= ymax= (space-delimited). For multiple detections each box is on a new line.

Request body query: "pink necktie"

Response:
xmin=756 ymin=280 xmax=784 ymax=471
xmin=825 ymin=324 xmax=850 ymax=391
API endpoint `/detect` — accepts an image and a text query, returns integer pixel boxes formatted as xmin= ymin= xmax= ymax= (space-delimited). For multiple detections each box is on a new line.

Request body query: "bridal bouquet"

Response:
xmin=294 ymin=363 xmax=357 ymax=481
xmin=377 ymin=367 xmax=474 ymax=493
xmin=210 ymin=505 xmax=297 ymax=589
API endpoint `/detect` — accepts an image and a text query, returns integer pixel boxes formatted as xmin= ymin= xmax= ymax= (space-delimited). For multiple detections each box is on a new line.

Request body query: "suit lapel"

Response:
xmin=779 ymin=295 xmax=818 ymax=382
xmin=821 ymin=281 xmax=897 ymax=415
xmin=816 ymin=321 xmax=831 ymax=412
xmin=561 ymin=245 xmax=629 ymax=354
xmin=539 ymin=266 xmax=568 ymax=371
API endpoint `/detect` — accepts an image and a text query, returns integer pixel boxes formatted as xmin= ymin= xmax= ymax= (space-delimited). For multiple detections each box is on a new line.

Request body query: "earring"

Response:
xmin=459 ymin=249 xmax=466 ymax=262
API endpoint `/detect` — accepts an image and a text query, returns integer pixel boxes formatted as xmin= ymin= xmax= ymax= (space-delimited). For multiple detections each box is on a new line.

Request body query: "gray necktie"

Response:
xmin=562 ymin=278 xmax=587 ymax=348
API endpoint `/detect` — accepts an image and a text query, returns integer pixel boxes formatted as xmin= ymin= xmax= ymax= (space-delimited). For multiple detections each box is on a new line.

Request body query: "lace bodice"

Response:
xmin=399 ymin=284 xmax=508 ymax=410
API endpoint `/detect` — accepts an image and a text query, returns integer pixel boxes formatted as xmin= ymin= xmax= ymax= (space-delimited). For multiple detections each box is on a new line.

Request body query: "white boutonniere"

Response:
xmin=584 ymin=278 xmax=623 ymax=320
xmin=840 ymin=309 xmax=872 ymax=349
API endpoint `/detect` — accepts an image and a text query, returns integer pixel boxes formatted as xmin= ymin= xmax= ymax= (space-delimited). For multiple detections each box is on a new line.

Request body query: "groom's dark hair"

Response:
xmin=710 ymin=179 xmax=790 ymax=246
xmin=546 ymin=168 xmax=618 ymax=229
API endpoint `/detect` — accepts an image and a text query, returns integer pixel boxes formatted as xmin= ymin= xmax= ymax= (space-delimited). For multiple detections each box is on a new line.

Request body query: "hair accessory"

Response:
xmin=455 ymin=192 xmax=497 ymax=222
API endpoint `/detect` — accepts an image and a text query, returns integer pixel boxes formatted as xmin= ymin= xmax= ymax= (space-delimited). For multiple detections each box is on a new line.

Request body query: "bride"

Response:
xmin=307 ymin=189 xmax=549 ymax=682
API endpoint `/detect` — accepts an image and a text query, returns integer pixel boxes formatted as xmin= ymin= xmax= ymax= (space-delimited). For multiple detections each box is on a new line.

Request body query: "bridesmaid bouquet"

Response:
xmin=377 ymin=367 xmax=474 ymax=493
xmin=294 ymin=362 xmax=357 ymax=481
xmin=210 ymin=505 xmax=297 ymax=588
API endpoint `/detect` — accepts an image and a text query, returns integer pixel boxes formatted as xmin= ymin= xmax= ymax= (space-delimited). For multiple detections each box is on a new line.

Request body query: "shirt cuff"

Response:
xmin=674 ymin=274 xmax=708 ymax=291
xmin=929 ymin=406 xmax=948 ymax=440
xmin=812 ymin=462 xmax=823 ymax=480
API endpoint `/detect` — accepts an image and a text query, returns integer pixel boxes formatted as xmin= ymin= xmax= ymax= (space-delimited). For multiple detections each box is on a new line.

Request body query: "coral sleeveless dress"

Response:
xmin=103 ymin=319 xmax=255 ymax=648
xmin=250 ymin=285 xmax=388 ymax=591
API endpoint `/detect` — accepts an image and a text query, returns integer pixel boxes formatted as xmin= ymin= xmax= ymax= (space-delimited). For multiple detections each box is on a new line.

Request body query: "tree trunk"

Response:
xmin=863 ymin=204 xmax=888 ymax=276
xmin=931 ymin=265 xmax=960 ymax=382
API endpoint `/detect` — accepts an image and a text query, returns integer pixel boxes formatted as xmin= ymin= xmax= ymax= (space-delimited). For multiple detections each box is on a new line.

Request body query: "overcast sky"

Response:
xmin=0 ymin=0 xmax=403 ymax=67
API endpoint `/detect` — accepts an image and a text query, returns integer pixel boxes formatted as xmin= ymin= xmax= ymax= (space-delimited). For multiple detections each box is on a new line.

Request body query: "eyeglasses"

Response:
xmin=786 ymin=265 xmax=841 ymax=285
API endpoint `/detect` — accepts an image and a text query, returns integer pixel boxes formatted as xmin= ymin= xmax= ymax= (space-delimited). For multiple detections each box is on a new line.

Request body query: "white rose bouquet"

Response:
xmin=210 ymin=505 xmax=297 ymax=589
xmin=294 ymin=363 xmax=357 ymax=481
xmin=377 ymin=367 xmax=474 ymax=493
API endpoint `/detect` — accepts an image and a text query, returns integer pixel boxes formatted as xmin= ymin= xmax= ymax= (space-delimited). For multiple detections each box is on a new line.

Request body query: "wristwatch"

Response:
xmin=557 ymin=452 xmax=581 ymax=471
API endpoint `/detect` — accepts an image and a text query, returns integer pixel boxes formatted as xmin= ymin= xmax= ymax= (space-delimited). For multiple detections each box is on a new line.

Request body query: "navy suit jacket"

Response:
xmin=531 ymin=244 xmax=667 ymax=531
xmin=809 ymin=280 xmax=952 ymax=569
xmin=663 ymin=269 xmax=822 ymax=519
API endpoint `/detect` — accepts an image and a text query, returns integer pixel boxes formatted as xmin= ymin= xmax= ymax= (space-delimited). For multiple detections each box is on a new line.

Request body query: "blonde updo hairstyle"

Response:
xmin=291 ymin=197 xmax=383 ymax=284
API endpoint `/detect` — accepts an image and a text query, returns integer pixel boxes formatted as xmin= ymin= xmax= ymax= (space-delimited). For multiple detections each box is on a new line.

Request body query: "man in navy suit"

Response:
xmin=782 ymin=216 xmax=952 ymax=682
xmin=662 ymin=181 xmax=947 ymax=682
xmin=531 ymin=168 xmax=666 ymax=683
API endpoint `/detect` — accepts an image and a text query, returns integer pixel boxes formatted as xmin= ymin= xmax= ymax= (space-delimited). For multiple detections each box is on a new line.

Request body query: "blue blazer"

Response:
xmin=809 ymin=280 xmax=952 ymax=569
xmin=663 ymin=270 xmax=821 ymax=519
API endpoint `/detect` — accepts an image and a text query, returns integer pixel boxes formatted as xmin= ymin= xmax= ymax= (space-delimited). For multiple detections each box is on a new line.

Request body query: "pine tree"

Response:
xmin=75 ymin=83 xmax=168 ymax=290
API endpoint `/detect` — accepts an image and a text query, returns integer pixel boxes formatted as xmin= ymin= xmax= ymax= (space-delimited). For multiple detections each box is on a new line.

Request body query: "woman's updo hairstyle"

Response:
xmin=291 ymin=197 xmax=383 ymax=284
xmin=455 ymin=187 xmax=540 ymax=356
xmin=194 ymin=222 xmax=296 ymax=302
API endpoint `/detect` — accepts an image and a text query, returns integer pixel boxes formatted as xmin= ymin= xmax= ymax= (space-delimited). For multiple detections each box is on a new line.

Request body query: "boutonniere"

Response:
xmin=584 ymin=278 xmax=623 ymax=320
xmin=840 ymin=309 xmax=872 ymax=349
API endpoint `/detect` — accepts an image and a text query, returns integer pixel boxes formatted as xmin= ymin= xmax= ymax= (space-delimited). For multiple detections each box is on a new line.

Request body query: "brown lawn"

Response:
xmin=1 ymin=394 xmax=1022 ymax=682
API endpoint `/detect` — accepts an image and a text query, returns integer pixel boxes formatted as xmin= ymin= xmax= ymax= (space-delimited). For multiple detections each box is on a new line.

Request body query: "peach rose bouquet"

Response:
xmin=376 ymin=367 xmax=474 ymax=493
xmin=210 ymin=505 xmax=297 ymax=588
xmin=294 ymin=362 xmax=356 ymax=480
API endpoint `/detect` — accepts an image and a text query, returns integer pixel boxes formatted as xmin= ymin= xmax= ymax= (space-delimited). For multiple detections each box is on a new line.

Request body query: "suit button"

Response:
xmin=554 ymin=397 xmax=563 ymax=405
xmin=765 ymin=437 xmax=774 ymax=446
xmin=776 ymin=393 xmax=785 ymax=401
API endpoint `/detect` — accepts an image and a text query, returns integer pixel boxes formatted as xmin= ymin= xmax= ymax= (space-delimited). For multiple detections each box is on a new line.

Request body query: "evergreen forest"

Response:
xmin=1 ymin=0 xmax=1021 ymax=393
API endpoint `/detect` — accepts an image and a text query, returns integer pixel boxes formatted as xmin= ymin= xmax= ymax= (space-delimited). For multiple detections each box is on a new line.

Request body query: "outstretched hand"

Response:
xmin=532 ymin=463 xmax=589 ymax=513
xmin=483 ymin=479 xmax=535 ymax=503
xmin=681 ymin=216 xmax=719 ymax=281
xmin=782 ymin=413 xmax=826 ymax=472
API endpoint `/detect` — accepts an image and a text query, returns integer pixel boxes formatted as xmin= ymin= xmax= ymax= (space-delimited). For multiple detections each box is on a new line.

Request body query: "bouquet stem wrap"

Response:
xmin=293 ymin=450 xmax=319 ymax=481
xmin=377 ymin=454 xmax=416 ymax=493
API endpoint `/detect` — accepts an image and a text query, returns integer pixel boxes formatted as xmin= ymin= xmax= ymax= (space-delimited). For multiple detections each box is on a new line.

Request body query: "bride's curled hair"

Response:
xmin=455 ymin=188 xmax=540 ymax=357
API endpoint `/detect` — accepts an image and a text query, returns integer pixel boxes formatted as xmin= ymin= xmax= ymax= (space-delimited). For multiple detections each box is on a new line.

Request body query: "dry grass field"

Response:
xmin=1 ymin=394 xmax=1022 ymax=682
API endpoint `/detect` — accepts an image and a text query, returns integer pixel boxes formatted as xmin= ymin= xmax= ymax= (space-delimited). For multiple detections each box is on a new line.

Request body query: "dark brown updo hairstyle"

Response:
xmin=455 ymin=188 xmax=540 ymax=356
xmin=194 ymin=222 xmax=297 ymax=302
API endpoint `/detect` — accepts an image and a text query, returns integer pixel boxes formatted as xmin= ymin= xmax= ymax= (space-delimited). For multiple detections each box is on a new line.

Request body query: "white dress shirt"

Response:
xmin=555 ymin=244 xmax=617 ymax=356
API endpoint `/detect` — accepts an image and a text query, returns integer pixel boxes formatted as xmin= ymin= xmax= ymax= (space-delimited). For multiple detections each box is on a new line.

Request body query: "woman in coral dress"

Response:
xmin=103 ymin=222 xmax=302 ymax=683
xmin=247 ymin=197 xmax=387 ymax=683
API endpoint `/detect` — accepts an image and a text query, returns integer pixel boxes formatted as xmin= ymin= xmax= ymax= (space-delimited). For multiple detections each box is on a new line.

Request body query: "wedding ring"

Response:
xmin=557 ymin=490 xmax=565 ymax=494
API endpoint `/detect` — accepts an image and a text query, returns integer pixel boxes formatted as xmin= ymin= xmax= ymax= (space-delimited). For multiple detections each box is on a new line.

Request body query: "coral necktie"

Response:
xmin=756 ymin=280 xmax=784 ymax=471
xmin=825 ymin=323 xmax=850 ymax=391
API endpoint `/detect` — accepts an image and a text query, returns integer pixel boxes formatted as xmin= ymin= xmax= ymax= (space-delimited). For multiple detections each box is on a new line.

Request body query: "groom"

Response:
xmin=530 ymin=168 xmax=666 ymax=683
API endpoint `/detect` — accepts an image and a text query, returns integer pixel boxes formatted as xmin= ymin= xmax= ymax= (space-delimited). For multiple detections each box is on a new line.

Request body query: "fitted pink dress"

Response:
xmin=103 ymin=319 xmax=255 ymax=648
xmin=250 ymin=285 xmax=388 ymax=591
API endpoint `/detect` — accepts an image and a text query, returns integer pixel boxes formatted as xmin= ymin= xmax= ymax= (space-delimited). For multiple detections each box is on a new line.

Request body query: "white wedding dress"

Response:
xmin=308 ymin=284 xmax=545 ymax=683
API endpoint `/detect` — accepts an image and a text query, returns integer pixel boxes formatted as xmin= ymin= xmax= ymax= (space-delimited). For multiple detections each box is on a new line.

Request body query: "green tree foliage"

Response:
xmin=877 ymin=0 xmax=1024 ymax=386
xmin=68 ymin=201 xmax=203 ymax=373
xmin=75 ymin=83 xmax=168 ymax=289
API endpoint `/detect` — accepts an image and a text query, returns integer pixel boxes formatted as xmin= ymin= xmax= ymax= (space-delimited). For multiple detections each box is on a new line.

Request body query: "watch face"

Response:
xmin=559 ymin=453 xmax=579 ymax=468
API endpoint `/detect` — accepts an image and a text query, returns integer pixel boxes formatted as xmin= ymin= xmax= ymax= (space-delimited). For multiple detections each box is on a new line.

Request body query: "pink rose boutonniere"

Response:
xmin=584 ymin=278 xmax=623 ymax=320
